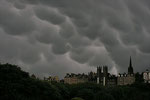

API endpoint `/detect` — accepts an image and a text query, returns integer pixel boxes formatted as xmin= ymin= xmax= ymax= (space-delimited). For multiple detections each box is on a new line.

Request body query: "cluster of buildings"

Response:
xmin=64 ymin=73 xmax=89 ymax=84
xmin=45 ymin=57 xmax=150 ymax=86
xmin=63 ymin=57 xmax=136 ymax=86
xmin=44 ymin=76 xmax=59 ymax=82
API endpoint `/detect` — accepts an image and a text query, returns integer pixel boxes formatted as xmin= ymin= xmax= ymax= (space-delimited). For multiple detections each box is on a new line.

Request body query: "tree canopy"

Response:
xmin=0 ymin=63 xmax=150 ymax=100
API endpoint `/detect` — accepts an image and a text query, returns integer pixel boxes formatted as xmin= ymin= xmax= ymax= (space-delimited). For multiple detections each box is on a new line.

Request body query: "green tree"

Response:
xmin=71 ymin=97 xmax=84 ymax=100
xmin=94 ymin=91 xmax=114 ymax=100
xmin=77 ymin=89 xmax=94 ymax=100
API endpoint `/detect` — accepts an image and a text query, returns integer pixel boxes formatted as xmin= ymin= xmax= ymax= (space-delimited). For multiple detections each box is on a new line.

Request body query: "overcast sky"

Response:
xmin=0 ymin=0 xmax=150 ymax=78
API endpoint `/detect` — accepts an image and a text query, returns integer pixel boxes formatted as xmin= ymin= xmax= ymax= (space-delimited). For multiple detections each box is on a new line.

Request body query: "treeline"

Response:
xmin=0 ymin=63 xmax=150 ymax=100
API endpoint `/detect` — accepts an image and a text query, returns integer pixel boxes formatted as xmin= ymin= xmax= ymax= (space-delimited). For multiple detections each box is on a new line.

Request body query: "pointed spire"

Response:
xmin=128 ymin=56 xmax=134 ymax=74
xmin=129 ymin=56 xmax=132 ymax=68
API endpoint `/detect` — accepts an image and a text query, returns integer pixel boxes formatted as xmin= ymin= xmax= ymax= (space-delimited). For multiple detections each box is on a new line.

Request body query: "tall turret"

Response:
xmin=103 ymin=66 xmax=108 ymax=86
xmin=97 ymin=66 xmax=102 ymax=84
xmin=97 ymin=66 xmax=108 ymax=85
xmin=97 ymin=66 xmax=101 ymax=77
xmin=128 ymin=56 xmax=134 ymax=74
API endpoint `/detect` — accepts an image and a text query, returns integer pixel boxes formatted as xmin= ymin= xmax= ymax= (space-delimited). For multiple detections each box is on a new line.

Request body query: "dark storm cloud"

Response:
xmin=34 ymin=6 xmax=66 ymax=25
xmin=0 ymin=1 xmax=35 ymax=35
xmin=0 ymin=0 xmax=150 ymax=78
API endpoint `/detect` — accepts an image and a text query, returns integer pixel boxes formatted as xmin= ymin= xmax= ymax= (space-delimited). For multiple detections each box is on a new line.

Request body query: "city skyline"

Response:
xmin=0 ymin=0 xmax=150 ymax=79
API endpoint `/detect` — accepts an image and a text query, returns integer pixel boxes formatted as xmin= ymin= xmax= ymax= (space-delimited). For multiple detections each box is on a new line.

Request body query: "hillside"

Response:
xmin=0 ymin=63 xmax=150 ymax=100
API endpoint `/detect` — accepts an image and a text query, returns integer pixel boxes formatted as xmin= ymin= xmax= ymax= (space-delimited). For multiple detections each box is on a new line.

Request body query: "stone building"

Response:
xmin=64 ymin=67 xmax=117 ymax=86
xmin=117 ymin=57 xmax=135 ymax=85
xmin=63 ymin=57 xmax=135 ymax=86
xmin=143 ymin=69 xmax=150 ymax=83
xmin=64 ymin=73 xmax=88 ymax=84
xmin=44 ymin=76 xmax=59 ymax=82
xmin=117 ymin=73 xmax=135 ymax=85
xmin=97 ymin=66 xmax=117 ymax=86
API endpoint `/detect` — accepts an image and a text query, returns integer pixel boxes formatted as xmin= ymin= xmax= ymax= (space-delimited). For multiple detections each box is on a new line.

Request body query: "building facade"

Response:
xmin=117 ymin=74 xmax=135 ymax=85
xmin=143 ymin=69 xmax=150 ymax=83
xmin=64 ymin=57 xmax=136 ymax=86
xmin=117 ymin=57 xmax=135 ymax=85
xmin=44 ymin=76 xmax=59 ymax=82
xmin=97 ymin=66 xmax=117 ymax=86
xmin=64 ymin=73 xmax=88 ymax=84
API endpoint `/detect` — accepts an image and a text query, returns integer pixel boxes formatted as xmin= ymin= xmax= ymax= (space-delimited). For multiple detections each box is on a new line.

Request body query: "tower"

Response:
xmin=97 ymin=66 xmax=102 ymax=84
xmin=128 ymin=56 xmax=134 ymax=74
xmin=97 ymin=66 xmax=101 ymax=77
xmin=103 ymin=66 xmax=108 ymax=86
xmin=97 ymin=66 xmax=108 ymax=86
xmin=103 ymin=66 xmax=108 ymax=76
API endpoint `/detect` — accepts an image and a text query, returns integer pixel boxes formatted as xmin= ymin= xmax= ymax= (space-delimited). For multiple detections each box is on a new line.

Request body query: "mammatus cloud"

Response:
xmin=0 ymin=0 xmax=150 ymax=78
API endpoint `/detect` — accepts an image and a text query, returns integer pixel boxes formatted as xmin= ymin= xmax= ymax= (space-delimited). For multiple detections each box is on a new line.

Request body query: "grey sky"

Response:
xmin=0 ymin=0 xmax=150 ymax=78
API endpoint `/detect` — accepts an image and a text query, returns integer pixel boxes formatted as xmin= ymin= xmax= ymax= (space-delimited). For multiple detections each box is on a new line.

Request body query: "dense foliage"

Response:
xmin=0 ymin=63 xmax=150 ymax=100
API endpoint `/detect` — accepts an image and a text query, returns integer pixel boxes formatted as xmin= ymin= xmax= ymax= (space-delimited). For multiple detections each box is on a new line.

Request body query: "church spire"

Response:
xmin=129 ymin=56 xmax=132 ymax=68
xmin=128 ymin=56 xmax=134 ymax=74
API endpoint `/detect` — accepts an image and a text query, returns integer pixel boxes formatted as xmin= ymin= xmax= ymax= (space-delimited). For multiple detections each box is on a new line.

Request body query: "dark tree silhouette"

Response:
xmin=0 ymin=63 xmax=150 ymax=100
